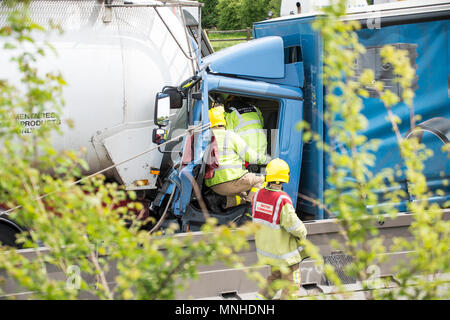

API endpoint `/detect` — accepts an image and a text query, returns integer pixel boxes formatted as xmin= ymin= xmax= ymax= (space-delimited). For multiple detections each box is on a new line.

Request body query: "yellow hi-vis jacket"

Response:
xmin=205 ymin=128 xmax=267 ymax=187
xmin=252 ymin=186 xmax=307 ymax=266
xmin=225 ymin=105 xmax=267 ymax=157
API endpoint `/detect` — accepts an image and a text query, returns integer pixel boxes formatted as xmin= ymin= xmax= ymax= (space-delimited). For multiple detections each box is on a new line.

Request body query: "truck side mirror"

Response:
xmin=162 ymin=87 xmax=183 ymax=109
xmin=152 ymin=127 xmax=167 ymax=145
xmin=154 ymin=92 xmax=171 ymax=127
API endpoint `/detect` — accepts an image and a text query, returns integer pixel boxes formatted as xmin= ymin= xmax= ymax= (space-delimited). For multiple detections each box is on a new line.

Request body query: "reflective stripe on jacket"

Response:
xmin=205 ymin=128 xmax=267 ymax=187
xmin=225 ymin=105 xmax=267 ymax=157
xmin=252 ymin=187 xmax=307 ymax=266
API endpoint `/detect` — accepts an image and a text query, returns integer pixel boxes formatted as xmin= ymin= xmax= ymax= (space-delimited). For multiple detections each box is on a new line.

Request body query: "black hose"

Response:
xmin=149 ymin=187 xmax=177 ymax=234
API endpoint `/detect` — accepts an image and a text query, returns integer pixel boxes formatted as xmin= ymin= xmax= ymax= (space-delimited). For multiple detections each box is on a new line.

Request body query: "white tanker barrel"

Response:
xmin=0 ymin=0 xmax=194 ymax=190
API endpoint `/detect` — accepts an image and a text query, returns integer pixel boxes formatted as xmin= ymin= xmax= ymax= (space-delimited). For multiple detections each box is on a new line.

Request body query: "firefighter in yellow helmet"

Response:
xmin=224 ymin=96 xmax=267 ymax=170
xmin=205 ymin=105 xmax=268 ymax=210
xmin=252 ymin=158 xmax=307 ymax=300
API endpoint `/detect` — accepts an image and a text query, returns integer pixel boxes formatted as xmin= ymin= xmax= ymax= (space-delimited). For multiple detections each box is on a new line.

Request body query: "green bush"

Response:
xmin=199 ymin=0 xmax=219 ymax=29
xmin=0 ymin=0 xmax=256 ymax=300
xmin=216 ymin=0 xmax=281 ymax=30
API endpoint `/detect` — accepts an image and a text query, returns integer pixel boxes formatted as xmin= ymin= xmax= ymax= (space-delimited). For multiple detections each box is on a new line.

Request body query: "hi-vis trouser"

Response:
xmin=211 ymin=173 xmax=264 ymax=208
xmin=255 ymin=264 xmax=301 ymax=300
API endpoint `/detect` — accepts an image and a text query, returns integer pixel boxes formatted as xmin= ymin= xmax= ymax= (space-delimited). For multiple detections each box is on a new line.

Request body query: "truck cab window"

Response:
xmin=284 ymin=46 xmax=302 ymax=64
xmin=209 ymin=92 xmax=280 ymax=158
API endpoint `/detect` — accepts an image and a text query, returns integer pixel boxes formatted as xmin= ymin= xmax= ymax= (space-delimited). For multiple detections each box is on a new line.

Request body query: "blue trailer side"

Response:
xmin=253 ymin=10 xmax=450 ymax=220
xmin=356 ymin=19 xmax=450 ymax=211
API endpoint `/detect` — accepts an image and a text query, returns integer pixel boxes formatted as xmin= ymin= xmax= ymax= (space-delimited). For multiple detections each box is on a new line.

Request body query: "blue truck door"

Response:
xmin=276 ymin=97 xmax=304 ymax=207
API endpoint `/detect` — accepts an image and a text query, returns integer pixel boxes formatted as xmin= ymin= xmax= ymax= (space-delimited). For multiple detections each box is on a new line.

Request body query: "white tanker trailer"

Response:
xmin=0 ymin=0 xmax=198 ymax=191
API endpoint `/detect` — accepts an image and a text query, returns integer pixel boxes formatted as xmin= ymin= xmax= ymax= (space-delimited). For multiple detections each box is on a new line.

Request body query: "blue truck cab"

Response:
xmin=152 ymin=1 xmax=450 ymax=231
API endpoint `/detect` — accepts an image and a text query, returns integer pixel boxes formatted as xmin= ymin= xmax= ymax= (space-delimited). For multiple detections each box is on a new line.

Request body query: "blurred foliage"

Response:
xmin=1 ymin=0 xmax=448 ymax=301
xmin=302 ymin=0 xmax=450 ymax=299
xmin=0 ymin=0 xmax=256 ymax=300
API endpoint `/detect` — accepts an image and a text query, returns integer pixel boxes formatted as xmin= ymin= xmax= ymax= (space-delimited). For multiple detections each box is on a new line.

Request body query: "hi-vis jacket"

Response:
xmin=205 ymin=128 xmax=267 ymax=187
xmin=252 ymin=187 xmax=307 ymax=266
xmin=225 ymin=105 xmax=267 ymax=156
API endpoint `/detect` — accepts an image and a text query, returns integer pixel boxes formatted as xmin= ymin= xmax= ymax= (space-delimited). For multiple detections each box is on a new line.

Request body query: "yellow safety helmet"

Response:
xmin=265 ymin=158 xmax=290 ymax=184
xmin=208 ymin=105 xmax=226 ymax=128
